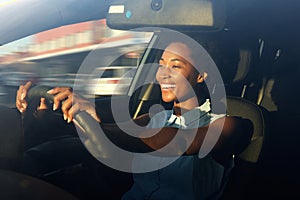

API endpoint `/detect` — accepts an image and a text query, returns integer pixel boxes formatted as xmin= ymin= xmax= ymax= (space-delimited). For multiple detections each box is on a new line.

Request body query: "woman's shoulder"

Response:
xmin=213 ymin=115 xmax=253 ymax=138
xmin=209 ymin=115 xmax=253 ymax=160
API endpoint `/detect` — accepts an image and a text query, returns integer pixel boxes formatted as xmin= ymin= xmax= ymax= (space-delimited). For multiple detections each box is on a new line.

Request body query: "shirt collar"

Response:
xmin=181 ymin=99 xmax=211 ymax=126
xmin=165 ymin=99 xmax=212 ymax=129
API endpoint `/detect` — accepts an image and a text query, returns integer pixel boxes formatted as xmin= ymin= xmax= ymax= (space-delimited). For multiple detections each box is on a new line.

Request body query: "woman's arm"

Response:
xmin=101 ymin=115 xmax=253 ymax=160
xmin=46 ymin=87 xmax=253 ymax=160
xmin=186 ymin=116 xmax=253 ymax=163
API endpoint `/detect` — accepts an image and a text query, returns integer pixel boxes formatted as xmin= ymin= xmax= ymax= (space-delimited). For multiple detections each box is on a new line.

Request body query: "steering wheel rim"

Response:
xmin=27 ymin=85 xmax=110 ymax=159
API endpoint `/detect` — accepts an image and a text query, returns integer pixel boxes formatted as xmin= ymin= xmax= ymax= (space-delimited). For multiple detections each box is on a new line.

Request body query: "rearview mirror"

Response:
xmin=106 ymin=0 xmax=226 ymax=31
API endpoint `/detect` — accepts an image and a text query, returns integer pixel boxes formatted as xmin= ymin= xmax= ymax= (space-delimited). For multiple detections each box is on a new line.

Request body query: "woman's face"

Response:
xmin=156 ymin=42 xmax=205 ymax=103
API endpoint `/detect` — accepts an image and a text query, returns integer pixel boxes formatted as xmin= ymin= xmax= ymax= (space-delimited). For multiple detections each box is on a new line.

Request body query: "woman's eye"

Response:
xmin=172 ymin=65 xmax=182 ymax=69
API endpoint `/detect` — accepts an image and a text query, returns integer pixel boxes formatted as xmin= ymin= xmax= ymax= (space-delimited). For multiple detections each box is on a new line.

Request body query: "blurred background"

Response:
xmin=0 ymin=19 xmax=152 ymax=107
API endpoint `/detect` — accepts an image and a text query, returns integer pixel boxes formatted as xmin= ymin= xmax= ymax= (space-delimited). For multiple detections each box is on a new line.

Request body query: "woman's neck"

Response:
xmin=173 ymin=96 xmax=200 ymax=116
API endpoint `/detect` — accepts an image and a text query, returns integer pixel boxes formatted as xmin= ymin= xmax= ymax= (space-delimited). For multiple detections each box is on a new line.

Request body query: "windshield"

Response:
xmin=0 ymin=19 xmax=153 ymax=105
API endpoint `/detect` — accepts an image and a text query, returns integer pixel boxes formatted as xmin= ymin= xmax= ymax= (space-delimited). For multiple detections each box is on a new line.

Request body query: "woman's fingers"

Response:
xmin=47 ymin=87 xmax=74 ymax=121
xmin=20 ymin=81 xmax=32 ymax=99
xmin=66 ymin=102 xmax=80 ymax=123
xmin=60 ymin=96 xmax=74 ymax=122
xmin=16 ymin=81 xmax=32 ymax=113
xmin=62 ymin=95 xmax=93 ymax=123
xmin=47 ymin=87 xmax=72 ymax=111
xmin=68 ymin=100 xmax=100 ymax=123
xmin=47 ymin=87 xmax=100 ymax=123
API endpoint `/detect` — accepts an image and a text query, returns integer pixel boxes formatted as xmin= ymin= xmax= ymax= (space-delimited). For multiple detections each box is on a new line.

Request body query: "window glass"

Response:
xmin=0 ymin=19 xmax=153 ymax=105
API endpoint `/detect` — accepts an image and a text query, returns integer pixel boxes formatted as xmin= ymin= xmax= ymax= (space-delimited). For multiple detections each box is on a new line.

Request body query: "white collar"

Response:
xmin=180 ymin=99 xmax=211 ymax=126
xmin=147 ymin=99 xmax=224 ymax=129
xmin=166 ymin=99 xmax=219 ymax=129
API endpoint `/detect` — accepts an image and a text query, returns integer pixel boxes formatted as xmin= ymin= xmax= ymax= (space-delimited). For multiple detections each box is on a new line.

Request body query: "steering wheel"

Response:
xmin=27 ymin=85 xmax=110 ymax=159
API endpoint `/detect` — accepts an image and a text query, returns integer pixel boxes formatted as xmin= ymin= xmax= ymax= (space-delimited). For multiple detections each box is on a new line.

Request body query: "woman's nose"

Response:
xmin=159 ymin=65 xmax=172 ymax=78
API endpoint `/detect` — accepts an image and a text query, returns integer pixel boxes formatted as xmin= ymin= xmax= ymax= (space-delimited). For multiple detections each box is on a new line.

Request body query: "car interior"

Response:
xmin=0 ymin=0 xmax=299 ymax=199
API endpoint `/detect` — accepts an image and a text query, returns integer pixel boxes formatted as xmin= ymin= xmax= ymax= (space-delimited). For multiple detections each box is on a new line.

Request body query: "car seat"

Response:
xmin=220 ymin=96 xmax=270 ymax=199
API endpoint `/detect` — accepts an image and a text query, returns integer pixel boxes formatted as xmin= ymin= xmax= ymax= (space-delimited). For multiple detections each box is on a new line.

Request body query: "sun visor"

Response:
xmin=106 ymin=0 xmax=226 ymax=32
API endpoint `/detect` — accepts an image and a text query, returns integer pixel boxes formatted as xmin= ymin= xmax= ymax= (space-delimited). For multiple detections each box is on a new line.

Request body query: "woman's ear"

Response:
xmin=197 ymin=72 xmax=208 ymax=83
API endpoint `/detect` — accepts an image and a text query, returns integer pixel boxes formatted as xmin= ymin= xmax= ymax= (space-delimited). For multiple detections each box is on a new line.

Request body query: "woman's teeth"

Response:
xmin=161 ymin=84 xmax=176 ymax=89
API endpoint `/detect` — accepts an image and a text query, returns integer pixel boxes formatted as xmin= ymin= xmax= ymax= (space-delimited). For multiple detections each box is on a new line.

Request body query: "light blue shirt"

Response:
xmin=122 ymin=100 xmax=231 ymax=200
xmin=147 ymin=99 xmax=224 ymax=129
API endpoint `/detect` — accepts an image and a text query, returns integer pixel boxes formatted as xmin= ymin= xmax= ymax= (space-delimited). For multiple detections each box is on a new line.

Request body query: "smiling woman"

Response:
xmin=0 ymin=0 xmax=299 ymax=199
xmin=156 ymin=42 xmax=208 ymax=106
xmin=15 ymin=37 xmax=253 ymax=200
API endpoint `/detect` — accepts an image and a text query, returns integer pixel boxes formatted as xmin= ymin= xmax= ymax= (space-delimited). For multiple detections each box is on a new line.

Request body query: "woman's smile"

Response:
xmin=160 ymin=83 xmax=176 ymax=90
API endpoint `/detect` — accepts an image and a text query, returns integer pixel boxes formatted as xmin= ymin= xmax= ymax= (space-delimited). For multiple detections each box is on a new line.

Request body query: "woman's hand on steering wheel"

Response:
xmin=16 ymin=81 xmax=49 ymax=113
xmin=16 ymin=81 xmax=32 ymax=113
xmin=17 ymin=81 xmax=100 ymax=124
xmin=47 ymin=87 xmax=101 ymax=123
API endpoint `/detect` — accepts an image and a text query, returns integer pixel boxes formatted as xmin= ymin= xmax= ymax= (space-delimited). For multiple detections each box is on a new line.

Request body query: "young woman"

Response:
xmin=16 ymin=42 xmax=253 ymax=199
